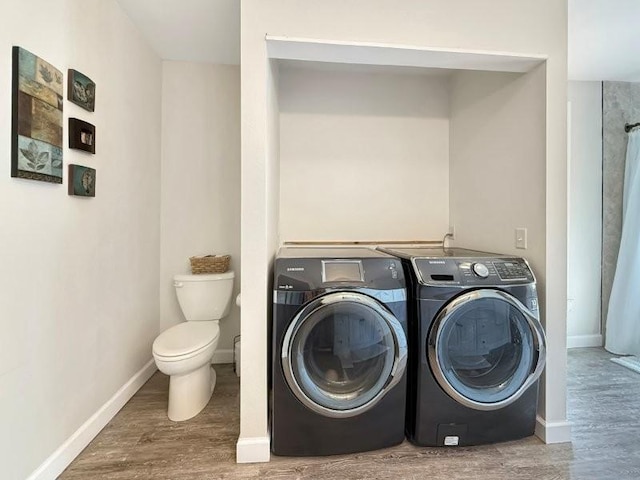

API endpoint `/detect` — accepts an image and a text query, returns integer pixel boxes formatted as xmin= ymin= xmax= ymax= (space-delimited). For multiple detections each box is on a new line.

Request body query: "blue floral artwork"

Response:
xmin=11 ymin=47 xmax=64 ymax=184
xmin=68 ymin=164 xmax=96 ymax=197
xmin=68 ymin=69 xmax=95 ymax=112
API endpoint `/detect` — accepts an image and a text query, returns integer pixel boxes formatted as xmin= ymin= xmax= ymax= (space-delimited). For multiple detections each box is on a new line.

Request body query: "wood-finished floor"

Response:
xmin=60 ymin=348 xmax=640 ymax=480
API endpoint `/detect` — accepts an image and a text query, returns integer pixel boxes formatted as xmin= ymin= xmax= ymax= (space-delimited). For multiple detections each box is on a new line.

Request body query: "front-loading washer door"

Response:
xmin=281 ymin=291 xmax=407 ymax=418
xmin=428 ymin=289 xmax=546 ymax=411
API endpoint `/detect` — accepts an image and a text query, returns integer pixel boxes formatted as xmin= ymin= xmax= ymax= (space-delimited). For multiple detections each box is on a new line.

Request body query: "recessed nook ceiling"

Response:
xmin=267 ymin=37 xmax=545 ymax=73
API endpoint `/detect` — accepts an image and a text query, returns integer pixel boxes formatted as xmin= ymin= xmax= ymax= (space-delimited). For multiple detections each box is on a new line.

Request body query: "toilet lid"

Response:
xmin=153 ymin=322 xmax=220 ymax=358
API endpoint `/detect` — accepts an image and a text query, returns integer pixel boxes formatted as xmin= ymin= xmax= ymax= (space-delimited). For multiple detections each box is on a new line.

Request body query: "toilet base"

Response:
xmin=168 ymin=364 xmax=217 ymax=421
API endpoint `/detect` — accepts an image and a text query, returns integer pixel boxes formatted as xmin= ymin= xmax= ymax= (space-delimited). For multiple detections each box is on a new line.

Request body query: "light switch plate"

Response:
xmin=515 ymin=228 xmax=527 ymax=249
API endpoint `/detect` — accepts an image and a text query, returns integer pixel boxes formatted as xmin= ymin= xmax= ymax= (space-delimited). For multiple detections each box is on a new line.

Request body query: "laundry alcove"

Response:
xmin=239 ymin=34 xmax=560 ymax=462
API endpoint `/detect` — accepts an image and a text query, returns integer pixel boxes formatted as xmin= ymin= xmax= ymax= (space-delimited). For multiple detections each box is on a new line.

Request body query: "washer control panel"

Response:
xmin=275 ymin=249 xmax=405 ymax=292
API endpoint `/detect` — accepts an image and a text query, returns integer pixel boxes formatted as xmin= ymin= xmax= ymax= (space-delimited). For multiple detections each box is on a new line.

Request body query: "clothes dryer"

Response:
xmin=271 ymin=247 xmax=408 ymax=456
xmin=378 ymin=247 xmax=546 ymax=447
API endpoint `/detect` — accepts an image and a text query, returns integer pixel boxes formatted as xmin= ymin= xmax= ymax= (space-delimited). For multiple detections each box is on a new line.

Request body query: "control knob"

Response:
xmin=472 ymin=263 xmax=489 ymax=278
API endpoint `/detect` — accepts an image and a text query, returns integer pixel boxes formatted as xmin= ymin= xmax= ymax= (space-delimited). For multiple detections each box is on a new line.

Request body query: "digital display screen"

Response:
xmin=322 ymin=261 xmax=363 ymax=283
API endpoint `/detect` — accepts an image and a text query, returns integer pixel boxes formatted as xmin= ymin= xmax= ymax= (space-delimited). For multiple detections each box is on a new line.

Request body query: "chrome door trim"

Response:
xmin=427 ymin=289 xmax=546 ymax=411
xmin=281 ymin=291 xmax=408 ymax=418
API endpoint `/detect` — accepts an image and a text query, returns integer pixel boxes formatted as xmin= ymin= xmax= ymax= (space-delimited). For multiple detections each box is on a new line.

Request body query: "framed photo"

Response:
xmin=68 ymin=69 xmax=95 ymax=112
xmin=69 ymin=118 xmax=96 ymax=154
xmin=11 ymin=46 xmax=64 ymax=184
xmin=68 ymin=164 xmax=96 ymax=197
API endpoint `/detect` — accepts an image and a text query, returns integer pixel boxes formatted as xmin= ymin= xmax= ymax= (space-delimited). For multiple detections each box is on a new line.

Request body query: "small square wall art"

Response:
xmin=68 ymin=164 xmax=96 ymax=197
xmin=11 ymin=46 xmax=64 ymax=184
xmin=68 ymin=69 xmax=95 ymax=112
xmin=69 ymin=118 xmax=96 ymax=153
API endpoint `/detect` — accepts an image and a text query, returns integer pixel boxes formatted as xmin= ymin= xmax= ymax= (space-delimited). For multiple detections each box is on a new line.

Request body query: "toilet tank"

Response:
xmin=173 ymin=272 xmax=235 ymax=321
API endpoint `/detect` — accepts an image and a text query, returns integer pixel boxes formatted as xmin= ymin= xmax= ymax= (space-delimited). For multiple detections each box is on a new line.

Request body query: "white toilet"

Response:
xmin=152 ymin=271 xmax=234 ymax=421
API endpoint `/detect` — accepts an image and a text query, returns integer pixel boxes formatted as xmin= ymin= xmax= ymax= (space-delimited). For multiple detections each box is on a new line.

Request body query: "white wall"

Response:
xmin=567 ymin=81 xmax=602 ymax=347
xmin=238 ymin=20 xmax=276 ymax=458
xmin=449 ymin=69 xmax=546 ymax=269
xmin=0 ymin=1 xmax=162 ymax=478
xmin=160 ymin=61 xmax=241 ymax=357
xmin=279 ymin=64 xmax=450 ymax=242
xmin=241 ymin=0 xmax=568 ymax=461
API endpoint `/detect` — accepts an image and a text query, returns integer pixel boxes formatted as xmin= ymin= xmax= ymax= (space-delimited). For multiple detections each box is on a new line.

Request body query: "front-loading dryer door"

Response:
xmin=281 ymin=291 xmax=407 ymax=418
xmin=428 ymin=289 xmax=546 ymax=411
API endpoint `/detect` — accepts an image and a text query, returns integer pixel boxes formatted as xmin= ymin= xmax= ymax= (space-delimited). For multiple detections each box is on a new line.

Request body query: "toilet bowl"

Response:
xmin=152 ymin=271 xmax=234 ymax=421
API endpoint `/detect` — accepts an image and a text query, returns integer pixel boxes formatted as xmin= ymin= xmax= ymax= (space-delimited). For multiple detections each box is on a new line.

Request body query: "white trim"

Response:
xmin=212 ymin=348 xmax=234 ymax=364
xmin=265 ymin=35 xmax=547 ymax=73
xmin=567 ymin=334 xmax=603 ymax=349
xmin=236 ymin=436 xmax=270 ymax=463
xmin=535 ymin=415 xmax=572 ymax=444
xmin=26 ymin=359 xmax=157 ymax=480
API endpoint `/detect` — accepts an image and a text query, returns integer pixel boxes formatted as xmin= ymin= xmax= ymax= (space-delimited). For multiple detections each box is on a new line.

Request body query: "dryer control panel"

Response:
xmin=414 ymin=257 xmax=534 ymax=286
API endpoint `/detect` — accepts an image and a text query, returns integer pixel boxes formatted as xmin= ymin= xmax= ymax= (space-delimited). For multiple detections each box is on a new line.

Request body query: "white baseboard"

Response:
xmin=535 ymin=415 xmax=572 ymax=444
xmin=567 ymin=334 xmax=603 ymax=349
xmin=236 ymin=436 xmax=270 ymax=463
xmin=212 ymin=348 xmax=233 ymax=364
xmin=26 ymin=359 xmax=157 ymax=480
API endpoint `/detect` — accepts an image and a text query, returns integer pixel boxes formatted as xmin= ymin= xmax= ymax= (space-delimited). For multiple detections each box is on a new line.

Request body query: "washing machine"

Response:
xmin=271 ymin=247 xmax=408 ymax=456
xmin=378 ymin=246 xmax=546 ymax=447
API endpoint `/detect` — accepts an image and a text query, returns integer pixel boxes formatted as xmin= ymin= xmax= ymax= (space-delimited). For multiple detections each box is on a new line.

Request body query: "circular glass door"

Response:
xmin=282 ymin=291 xmax=407 ymax=418
xmin=428 ymin=289 xmax=546 ymax=411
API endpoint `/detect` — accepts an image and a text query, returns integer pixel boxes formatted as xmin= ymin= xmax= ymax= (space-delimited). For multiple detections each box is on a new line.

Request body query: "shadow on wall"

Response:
xmin=277 ymin=62 xmax=451 ymax=119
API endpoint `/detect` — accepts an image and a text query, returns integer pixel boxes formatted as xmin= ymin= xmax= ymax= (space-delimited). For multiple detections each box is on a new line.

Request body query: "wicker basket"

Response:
xmin=189 ymin=254 xmax=231 ymax=274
